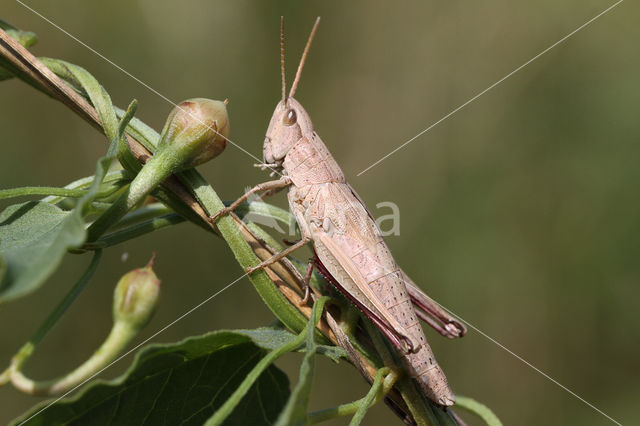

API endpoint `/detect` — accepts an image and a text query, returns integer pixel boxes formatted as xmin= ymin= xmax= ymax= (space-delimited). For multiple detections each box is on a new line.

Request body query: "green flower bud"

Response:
xmin=158 ymin=98 xmax=229 ymax=169
xmin=113 ymin=256 xmax=161 ymax=330
xmin=85 ymin=98 xmax=228 ymax=242
xmin=6 ymin=256 xmax=162 ymax=396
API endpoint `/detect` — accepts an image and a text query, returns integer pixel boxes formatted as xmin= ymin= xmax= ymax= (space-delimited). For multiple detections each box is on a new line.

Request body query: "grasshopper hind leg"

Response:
xmin=245 ymin=236 xmax=312 ymax=275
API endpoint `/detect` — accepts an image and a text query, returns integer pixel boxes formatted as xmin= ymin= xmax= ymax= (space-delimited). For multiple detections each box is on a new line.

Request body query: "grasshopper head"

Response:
xmin=263 ymin=97 xmax=313 ymax=167
xmin=263 ymin=17 xmax=320 ymax=170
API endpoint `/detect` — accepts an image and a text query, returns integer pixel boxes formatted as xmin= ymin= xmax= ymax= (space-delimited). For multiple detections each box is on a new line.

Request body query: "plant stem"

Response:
xmin=114 ymin=203 xmax=173 ymax=228
xmin=0 ymin=186 xmax=86 ymax=200
xmin=86 ymin=148 xmax=178 ymax=241
xmin=9 ymin=321 xmax=136 ymax=396
xmin=455 ymin=395 xmax=503 ymax=426
xmin=206 ymin=298 xmax=328 ymax=426
xmin=363 ymin=319 xmax=438 ymax=426
xmin=208 ymin=334 xmax=306 ymax=425
xmin=84 ymin=214 xmax=184 ymax=250
xmin=41 ymin=170 xmax=129 ymax=205
xmin=307 ymin=367 xmax=396 ymax=424
xmin=10 ymin=250 xmax=103 ymax=371
xmin=179 ymin=169 xmax=309 ymax=334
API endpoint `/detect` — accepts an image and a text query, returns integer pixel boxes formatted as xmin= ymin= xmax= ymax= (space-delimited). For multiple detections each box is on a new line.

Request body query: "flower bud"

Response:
xmin=158 ymin=98 xmax=229 ymax=169
xmin=113 ymin=257 xmax=161 ymax=330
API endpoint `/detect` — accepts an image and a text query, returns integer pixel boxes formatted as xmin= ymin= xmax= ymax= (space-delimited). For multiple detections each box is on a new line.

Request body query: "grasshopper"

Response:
xmin=213 ymin=17 xmax=465 ymax=406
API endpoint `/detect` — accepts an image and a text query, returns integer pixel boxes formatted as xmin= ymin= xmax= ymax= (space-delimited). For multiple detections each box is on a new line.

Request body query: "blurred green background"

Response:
xmin=1 ymin=1 xmax=638 ymax=424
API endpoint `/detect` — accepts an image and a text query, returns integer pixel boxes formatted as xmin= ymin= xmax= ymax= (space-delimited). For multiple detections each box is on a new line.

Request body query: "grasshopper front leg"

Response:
xmin=209 ymin=176 xmax=292 ymax=222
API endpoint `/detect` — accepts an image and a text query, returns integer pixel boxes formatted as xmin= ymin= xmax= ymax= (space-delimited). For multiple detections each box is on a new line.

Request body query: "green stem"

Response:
xmin=308 ymin=367 xmax=396 ymax=424
xmin=205 ymin=331 xmax=305 ymax=425
xmin=206 ymin=298 xmax=328 ymax=426
xmin=86 ymin=148 xmax=178 ymax=241
xmin=454 ymin=396 xmax=503 ymax=426
xmin=363 ymin=319 xmax=437 ymax=426
xmin=9 ymin=321 xmax=137 ymax=396
xmin=349 ymin=369 xmax=395 ymax=426
xmin=341 ymin=305 xmax=362 ymax=337
xmin=179 ymin=169 xmax=309 ymax=334
xmin=0 ymin=186 xmax=86 ymax=200
xmin=114 ymin=203 xmax=173 ymax=228
xmin=84 ymin=214 xmax=184 ymax=250
xmin=10 ymin=251 xmax=102 ymax=371
xmin=41 ymin=170 xmax=129 ymax=206
xmin=0 ymin=180 xmax=125 ymax=203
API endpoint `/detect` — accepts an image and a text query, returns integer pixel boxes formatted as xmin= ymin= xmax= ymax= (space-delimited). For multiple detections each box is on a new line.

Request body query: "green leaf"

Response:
xmin=237 ymin=322 xmax=347 ymax=363
xmin=205 ymin=300 xmax=328 ymax=426
xmin=180 ymin=168 xmax=310 ymax=336
xmin=41 ymin=58 xmax=141 ymax=173
xmin=115 ymin=106 xmax=160 ymax=152
xmin=12 ymin=329 xmax=292 ymax=426
xmin=0 ymin=19 xmax=38 ymax=49
xmin=205 ymin=328 xmax=304 ymax=426
xmin=0 ymin=202 xmax=86 ymax=303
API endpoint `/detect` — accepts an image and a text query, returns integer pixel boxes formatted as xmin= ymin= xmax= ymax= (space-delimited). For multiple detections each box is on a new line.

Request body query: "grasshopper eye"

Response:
xmin=283 ymin=109 xmax=297 ymax=126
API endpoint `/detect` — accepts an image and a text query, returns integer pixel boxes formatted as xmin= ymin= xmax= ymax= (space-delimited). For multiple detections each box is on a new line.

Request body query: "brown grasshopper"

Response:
xmin=213 ymin=17 xmax=466 ymax=406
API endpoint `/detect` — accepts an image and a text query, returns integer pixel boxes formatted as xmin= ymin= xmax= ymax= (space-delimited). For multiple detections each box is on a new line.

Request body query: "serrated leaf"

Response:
xmin=0 ymin=202 xmax=85 ymax=303
xmin=13 ymin=329 xmax=292 ymax=426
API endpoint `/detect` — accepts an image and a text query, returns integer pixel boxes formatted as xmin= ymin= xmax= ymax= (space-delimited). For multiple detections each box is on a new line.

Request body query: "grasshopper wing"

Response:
xmin=306 ymin=183 xmax=455 ymax=405
xmin=346 ymin=184 xmax=466 ymax=339
xmin=308 ymin=183 xmax=423 ymax=353
xmin=314 ymin=232 xmax=420 ymax=352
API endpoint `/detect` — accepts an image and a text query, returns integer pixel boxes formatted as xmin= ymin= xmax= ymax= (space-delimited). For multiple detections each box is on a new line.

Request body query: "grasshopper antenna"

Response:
xmin=280 ymin=16 xmax=286 ymax=103
xmin=288 ymin=16 xmax=320 ymax=99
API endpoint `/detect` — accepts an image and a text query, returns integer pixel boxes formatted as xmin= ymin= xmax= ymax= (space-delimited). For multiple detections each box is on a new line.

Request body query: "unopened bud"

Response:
xmin=113 ymin=256 xmax=161 ymax=330
xmin=158 ymin=98 xmax=229 ymax=169
xmin=85 ymin=99 xmax=228 ymax=242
